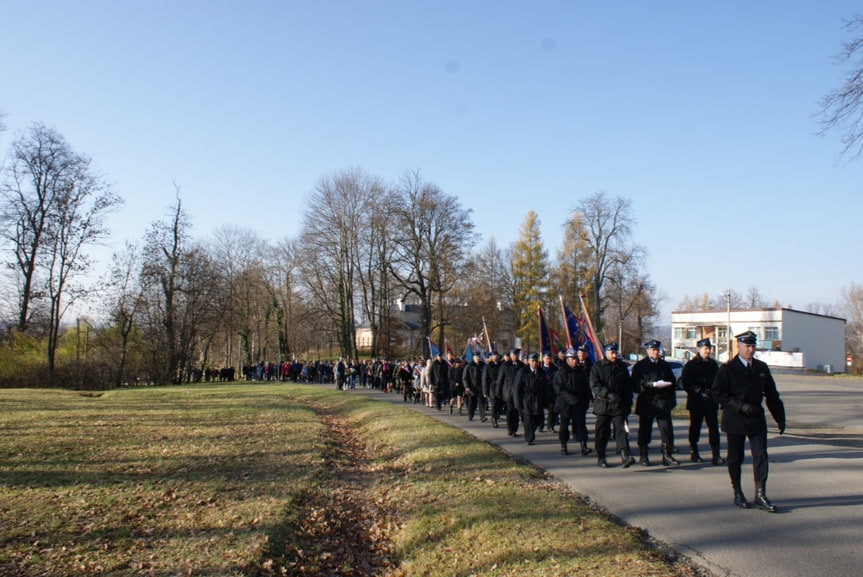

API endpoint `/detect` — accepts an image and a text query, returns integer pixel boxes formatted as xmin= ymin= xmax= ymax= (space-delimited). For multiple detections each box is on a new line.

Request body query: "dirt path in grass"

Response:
xmin=275 ymin=401 xmax=398 ymax=576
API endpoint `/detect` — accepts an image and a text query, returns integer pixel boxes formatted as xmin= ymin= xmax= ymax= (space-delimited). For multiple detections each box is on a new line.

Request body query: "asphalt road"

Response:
xmin=349 ymin=371 xmax=863 ymax=577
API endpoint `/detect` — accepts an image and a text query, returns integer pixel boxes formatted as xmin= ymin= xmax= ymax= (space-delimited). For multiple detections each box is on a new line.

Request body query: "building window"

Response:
xmin=686 ymin=327 xmax=697 ymax=339
xmin=764 ymin=326 xmax=780 ymax=340
xmin=674 ymin=327 xmax=686 ymax=340
xmin=718 ymin=327 xmax=727 ymax=340
xmin=748 ymin=327 xmax=761 ymax=339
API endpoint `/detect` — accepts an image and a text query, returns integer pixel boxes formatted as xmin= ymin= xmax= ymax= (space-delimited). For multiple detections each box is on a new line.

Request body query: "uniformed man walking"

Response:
xmin=553 ymin=346 xmax=594 ymax=456
xmin=712 ymin=331 xmax=786 ymax=512
xmin=681 ymin=338 xmax=725 ymax=465
xmin=631 ymin=340 xmax=679 ymax=466
xmin=590 ymin=343 xmax=636 ymax=468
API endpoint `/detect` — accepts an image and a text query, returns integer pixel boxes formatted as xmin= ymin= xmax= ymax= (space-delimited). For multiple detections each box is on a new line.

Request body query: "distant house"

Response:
xmin=355 ymin=300 xmax=423 ymax=357
xmin=671 ymin=307 xmax=846 ymax=372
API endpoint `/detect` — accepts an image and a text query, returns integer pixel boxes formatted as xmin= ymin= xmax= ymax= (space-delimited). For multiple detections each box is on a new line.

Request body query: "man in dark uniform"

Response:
xmin=631 ymin=340 xmax=679 ymax=466
xmin=590 ymin=342 xmax=636 ymax=468
xmin=482 ymin=349 xmax=503 ymax=427
xmin=541 ymin=351 xmax=559 ymax=433
xmin=496 ymin=348 xmax=523 ymax=437
xmin=514 ymin=352 xmax=549 ymax=445
xmin=553 ymin=346 xmax=594 ymax=456
xmin=681 ymin=338 xmax=725 ymax=465
xmin=430 ymin=352 xmax=449 ymax=411
xmin=462 ymin=352 xmax=485 ymax=421
xmin=712 ymin=331 xmax=786 ymax=512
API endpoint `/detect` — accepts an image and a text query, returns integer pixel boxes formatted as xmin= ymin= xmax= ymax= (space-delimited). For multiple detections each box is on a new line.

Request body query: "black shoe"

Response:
xmin=754 ymin=488 xmax=777 ymax=513
xmin=450 ymin=405 xmax=454 ymax=414
xmin=621 ymin=454 xmax=635 ymax=468
xmin=640 ymin=455 xmax=650 ymax=467
xmin=561 ymin=445 xmax=569 ymax=455
xmin=492 ymin=419 xmax=499 ymax=428
xmin=690 ymin=448 xmax=704 ymax=463
xmin=734 ymin=491 xmax=751 ymax=509
xmin=481 ymin=417 xmax=488 ymax=423
xmin=581 ymin=444 xmax=593 ymax=456
xmin=598 ymin=456 xmax=608 ymax=468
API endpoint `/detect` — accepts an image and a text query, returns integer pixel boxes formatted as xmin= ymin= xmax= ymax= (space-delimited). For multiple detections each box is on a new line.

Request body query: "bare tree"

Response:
xmin=819 ymin=15 xmax=863 ymax=161
xmin=388 ymin=170 xmax=478 ymax=356
xmin=0 ymin=123 xmax=122 ymax=375
xmin=745 ymin=286 xmax=766 ymax=308
xmin=570 ymin=191 xmax=644 ymax=334
xmin=101 ymin=241 xmax=144 ymax=387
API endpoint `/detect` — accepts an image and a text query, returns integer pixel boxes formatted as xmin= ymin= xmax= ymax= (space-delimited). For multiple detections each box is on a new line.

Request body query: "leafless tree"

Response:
xmin=569 ymin=191 xmax=644 ymax=334
xmin=101 ymin=241 xmax=145 ymax=387
xmin=0 ymin=123 xmax=122 ymax=376
xmin=388 ymin=170 xmax=478 ymax=356
xmin=818 ymin=15 xmax=863 ymax=161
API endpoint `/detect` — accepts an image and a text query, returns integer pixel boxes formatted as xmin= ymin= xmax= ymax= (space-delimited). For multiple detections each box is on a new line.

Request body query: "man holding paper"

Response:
xmin=631 ymin=340 xmax=679 ymax=466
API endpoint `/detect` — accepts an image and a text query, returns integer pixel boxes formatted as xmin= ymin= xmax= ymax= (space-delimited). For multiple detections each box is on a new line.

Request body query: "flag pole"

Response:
xmin=482 ymin=317 xmax=493 ymax=353
xmin=578 ymin=293 xmax=604 ymax=353
xmin=557 ymin=288 xmax=573 ymax=349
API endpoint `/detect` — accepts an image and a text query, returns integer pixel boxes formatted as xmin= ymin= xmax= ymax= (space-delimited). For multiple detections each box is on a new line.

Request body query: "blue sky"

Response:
xmin=2 ymin=1 xmax=862 ymax=321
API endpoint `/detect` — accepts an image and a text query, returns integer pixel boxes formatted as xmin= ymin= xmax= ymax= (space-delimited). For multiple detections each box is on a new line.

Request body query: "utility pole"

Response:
xmin=722 ymin=290 xmax=733 ymax=360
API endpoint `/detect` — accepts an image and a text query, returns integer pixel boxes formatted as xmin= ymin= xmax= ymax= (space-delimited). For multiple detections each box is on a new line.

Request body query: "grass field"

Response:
xmin=0 ymin=383 xmax=702 ymax=576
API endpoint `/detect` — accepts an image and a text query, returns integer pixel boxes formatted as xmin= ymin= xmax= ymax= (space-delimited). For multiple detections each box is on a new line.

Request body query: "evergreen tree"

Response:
xmin=510 ymin=211 xmax=550 ymax=352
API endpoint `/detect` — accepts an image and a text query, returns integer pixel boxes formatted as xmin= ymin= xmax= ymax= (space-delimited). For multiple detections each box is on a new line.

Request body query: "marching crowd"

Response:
xmin=351 ymin=331 xmax=787 ymax=514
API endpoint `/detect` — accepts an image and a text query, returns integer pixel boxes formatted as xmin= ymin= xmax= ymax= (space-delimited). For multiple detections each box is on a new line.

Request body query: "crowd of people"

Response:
xmin=346 ymin=332 xmax=787 ymax=514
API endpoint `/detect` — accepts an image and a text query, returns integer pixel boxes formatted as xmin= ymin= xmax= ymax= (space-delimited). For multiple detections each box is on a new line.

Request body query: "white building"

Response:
xmin=670 ymin=307 xmax=846 ymax=372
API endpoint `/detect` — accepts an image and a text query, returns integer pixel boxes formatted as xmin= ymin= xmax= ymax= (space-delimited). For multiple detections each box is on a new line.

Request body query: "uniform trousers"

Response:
xmin=505 ymin=399 xmax=520 ymax=435
xmin=594 ymin=413 xmax=630 ymax=455
xmin=558 ymin=405 xmax=589 ymax=447
xmin=726 ymin=431 xmax=768 ymax=485
xmin=636 ymin=413 xmax=674 ymax=447
xmin=688 ymin=410 xmax=720 ymax=448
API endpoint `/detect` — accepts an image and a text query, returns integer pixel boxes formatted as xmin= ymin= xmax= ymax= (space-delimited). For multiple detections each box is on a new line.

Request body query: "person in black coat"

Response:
xmin=430 ymin=353 xmax=449 ymax=411
xmin=681 ymin=338 xmax=725 ymax=465
xmin=553 ymin=345 xmax=593 ymax=456
xmin=462 ymin=353 xmax=485 ymax=421
xmin=496 ymin=349 xmax=523 ymax=437
xmin=482 ymin=350 xmax=503 ymax=427
xmin=513 ymin=352 xmax=549 ymax=445
xmin=541 ymin=351 xmax=559 ymax=433
xmin=631 ymin=340 xmax=679 ymax=466
xmin=712 ymin=331 xmax=786 ymax=512
xmin=590 ymin=342 xmax=636 ymax=468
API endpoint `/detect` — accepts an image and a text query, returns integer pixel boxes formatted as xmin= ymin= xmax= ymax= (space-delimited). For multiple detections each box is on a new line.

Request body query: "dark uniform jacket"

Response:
xmin=462 ymin=359 xmax=484 ymax=396
xmin=482 ymin=360 xmax=502 ymax=398
xmin=712 ymin=356 xmax=786 ymax=436
xmin=631 ymin=357 xmax=677 ymax=417
xmin=681 ymin=354 xmax=720 ymax=413
xmin=589 ymin=358 xmax=633 ymax=417
xmin=514 ymin=365 xmax=550 ymax=415
xmin=431 ymin=359 xmax=449 ymax=395
xmin=497 ymin=359 xmax=524 ymax=403
xmin=553 ymin=361 xmax=593 ymax=412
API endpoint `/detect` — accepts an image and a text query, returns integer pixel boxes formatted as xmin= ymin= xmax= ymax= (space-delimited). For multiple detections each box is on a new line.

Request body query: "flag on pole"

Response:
xmin=578 ymin=294 xmax=604 ymax=361
xmin=538 ymin=307 xmax=559 ymax=355
xmin=427 ymin=336 xmax=440 ymax=359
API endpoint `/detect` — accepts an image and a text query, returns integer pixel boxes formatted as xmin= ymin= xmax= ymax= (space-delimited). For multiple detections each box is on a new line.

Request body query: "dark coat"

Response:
xmin=462 ymin=359 xmax=484 ymax=396
xmin=681 ymin=354 xmax=720 ymax=413
xmin=590 ymin=358 xmax=633 ymax=417
xmin=712 ymin=356 xmax=786 ymax=436
xmin=553 ymin=361 xmax=593 ymax=412
xmin=513 ymin=365 xmax=550 ymax=415
xmin=497 ymin=360 xmax=523 ymax=402
xmin=631 ymin=357 xmax=677 ymax=417
xmin=482 ymin=360 xmax=502 ymax=398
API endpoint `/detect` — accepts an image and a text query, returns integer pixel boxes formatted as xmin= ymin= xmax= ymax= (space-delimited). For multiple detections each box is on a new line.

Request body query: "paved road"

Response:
xmin=349 ymin=372 xmax=863 ymax=577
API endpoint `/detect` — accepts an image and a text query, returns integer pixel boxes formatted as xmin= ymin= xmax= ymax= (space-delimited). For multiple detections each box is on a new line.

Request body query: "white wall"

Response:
xmin=782 ymin=309 xmax=845 ymax=372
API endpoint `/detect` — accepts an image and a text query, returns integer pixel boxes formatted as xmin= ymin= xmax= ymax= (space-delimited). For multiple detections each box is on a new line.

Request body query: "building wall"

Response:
xmin=671 ymin=308 xmax=845 ymax=372
xmin=781 ymin=309 xmax=846 ymax=372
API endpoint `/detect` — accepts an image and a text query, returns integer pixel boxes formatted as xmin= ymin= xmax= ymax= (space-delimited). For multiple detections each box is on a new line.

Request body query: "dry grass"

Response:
xmin=0 ymin=384 xmax=704 ymax=576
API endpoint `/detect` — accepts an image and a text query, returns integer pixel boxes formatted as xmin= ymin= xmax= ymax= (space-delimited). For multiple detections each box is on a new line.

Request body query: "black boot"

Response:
xmin=690 ymin=445 xmax=704 ymax=463
xmin=754 ymin=483 xmax=777 ymax=513
xmin=597 ymin=452 xmax=608 ymax=468
xmin=732 ymin=484 xmax=751 ymax=509
xmin=639 ymin=445 xmax=650 ymax=466
xmin=620 ymin=449 xmax=635 ymax=469
xmin=581 ymin=441 xmax=592 ymax=456
xmin=711 ymin=445 xmax=726 ymax=465
xmin=561 ymin=443 xmax=569 ymax=455
xmin=661 ymin=443 xmax=680 ymax=466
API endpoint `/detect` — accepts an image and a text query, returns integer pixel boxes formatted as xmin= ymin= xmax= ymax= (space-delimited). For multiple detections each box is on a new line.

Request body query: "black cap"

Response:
xmin=564 ymin=347 xmax=578 ymax=358
xmin=604 ymin=342 xmax=618 ymax=352
xmin=696 ymin=338 xmax=712 ymax=348
xmin=643 ymin=340 xmax=661 ymax=350
xmin=527 ymin=352 xmax=539 ymax=361
xmin=736 ymin=331 xmax=757 ymax=346
xmin=577 ymin=344 xmax=589 ymax=353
